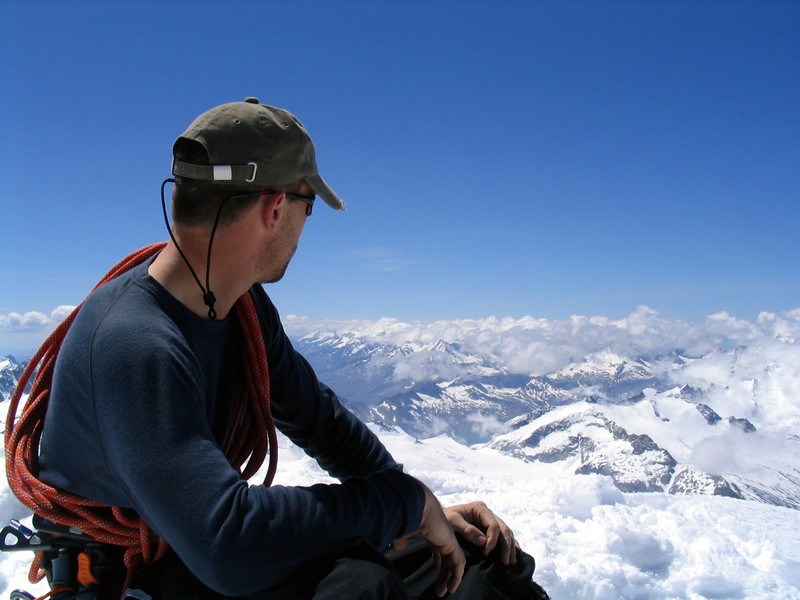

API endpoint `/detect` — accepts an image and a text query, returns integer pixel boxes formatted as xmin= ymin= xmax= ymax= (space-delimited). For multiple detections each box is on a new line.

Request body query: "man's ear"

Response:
xmin=260 ymin=192 xmax=287 ymax=231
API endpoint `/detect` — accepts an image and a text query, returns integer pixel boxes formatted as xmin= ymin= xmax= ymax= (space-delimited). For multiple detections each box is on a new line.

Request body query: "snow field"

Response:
xmin=274 ymin=427 xmax=800 ymax=599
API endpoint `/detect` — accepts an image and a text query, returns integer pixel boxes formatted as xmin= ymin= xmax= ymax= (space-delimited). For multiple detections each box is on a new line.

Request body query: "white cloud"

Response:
xmin=345 ymin=247 xmax=418 ymax=272
xmin=50 ymin=305 xmax=77 ymax=322
xmin=0 ymin=306 xmax=78 ymax=356
xmin=288 ymin=306 xmax=800 ymax=378
xmin=7 ymin=305 xmax=800 ymax=410
xmin=467 ymin=412 xmax=507 ymax=438
xmin=0 ymin=307 xmax=77 ymax=330
xmin=0 ymin=311 xmax=49 ymax=328
xmin=690 ymin=435 xmax=738 ymax=475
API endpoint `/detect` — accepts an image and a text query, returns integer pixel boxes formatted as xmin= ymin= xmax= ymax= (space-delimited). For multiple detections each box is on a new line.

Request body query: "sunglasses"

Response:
xmin=226 ymin=190 xmax=316 ymax=217
xmin=284 ymin=192 xmax=315 ymax=217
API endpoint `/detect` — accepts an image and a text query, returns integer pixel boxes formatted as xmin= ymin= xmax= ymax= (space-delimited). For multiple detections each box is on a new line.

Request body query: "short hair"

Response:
xmin=171 ymin=138 xmax=263 ymax=228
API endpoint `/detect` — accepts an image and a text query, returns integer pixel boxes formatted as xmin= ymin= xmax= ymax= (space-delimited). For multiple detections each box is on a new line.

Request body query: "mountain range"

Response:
xmin=291 ymin=328 xmax=800 ymax=511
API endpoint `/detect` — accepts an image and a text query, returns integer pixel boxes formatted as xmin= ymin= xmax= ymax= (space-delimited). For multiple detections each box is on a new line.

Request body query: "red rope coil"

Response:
xmin=4 ymin=243 xmax=278 ymax=586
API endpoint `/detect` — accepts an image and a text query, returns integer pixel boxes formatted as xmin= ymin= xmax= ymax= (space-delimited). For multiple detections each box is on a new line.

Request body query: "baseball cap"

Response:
xmin=172 ymin=97 xmax=345 ymax=210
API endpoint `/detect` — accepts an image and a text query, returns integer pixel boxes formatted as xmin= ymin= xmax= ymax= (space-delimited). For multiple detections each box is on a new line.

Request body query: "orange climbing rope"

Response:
xmin=4 ymin=242 xmax=279 ymax=587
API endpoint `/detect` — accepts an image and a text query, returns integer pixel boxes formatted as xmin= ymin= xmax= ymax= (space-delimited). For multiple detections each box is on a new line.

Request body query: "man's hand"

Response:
xmin=417 ymin=486 xmax=466 ymax=597
xmin=392 ymin=491 xmax=518 ymax=597
xmin=444 ymin=501 xmax=519 ymax=566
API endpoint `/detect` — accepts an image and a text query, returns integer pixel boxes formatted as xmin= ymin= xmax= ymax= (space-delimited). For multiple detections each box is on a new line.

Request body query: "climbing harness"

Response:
xmin=4 ymin=243 xmax=279 ymax=598
xmin=1 ymin=515 xmax=129 ymax=599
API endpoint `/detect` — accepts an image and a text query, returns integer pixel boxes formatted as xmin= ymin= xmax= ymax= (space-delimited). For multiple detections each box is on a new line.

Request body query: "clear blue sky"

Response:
xmin=2 ymin=1 xmax=798 ymax=330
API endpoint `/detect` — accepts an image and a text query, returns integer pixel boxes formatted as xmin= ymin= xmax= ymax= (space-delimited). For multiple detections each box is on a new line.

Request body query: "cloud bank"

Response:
xmin=283 ymin=305 xmax=800 ymax=377
xmin=0 ymin=306 xmax=76 ymax=330
xmin=4 ymin=304 xmax=799 ymax=393
xmin=0 ymin=306 xmax=77 ymax=356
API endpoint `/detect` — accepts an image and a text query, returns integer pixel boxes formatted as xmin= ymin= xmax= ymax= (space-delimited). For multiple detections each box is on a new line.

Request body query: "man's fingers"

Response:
xmin=471 ymin=506 xmax=516 ymax=565
xmin=444 ymin=500 xmax=520 ymax=565
xmin=432 ymin=547 xmax=466 ymax=597
xmin=450 ymin=513 xmax=488 ymax=548
xmin=485 ymin=521 xmax=517 ymax=565
xmin=418 ymin=485 xmax=466 ymax=596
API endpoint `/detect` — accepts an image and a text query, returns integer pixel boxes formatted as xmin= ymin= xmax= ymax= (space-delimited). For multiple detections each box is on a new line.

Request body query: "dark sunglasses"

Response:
xmin=284 ymin=192 xmax=315 ymax=217
xmin=226 ymin=190 xmax=316 ymax=217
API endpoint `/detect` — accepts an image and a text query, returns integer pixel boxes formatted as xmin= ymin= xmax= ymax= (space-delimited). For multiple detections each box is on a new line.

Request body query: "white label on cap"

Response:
xmin=213 ymin=165 xmax=233 ymax=180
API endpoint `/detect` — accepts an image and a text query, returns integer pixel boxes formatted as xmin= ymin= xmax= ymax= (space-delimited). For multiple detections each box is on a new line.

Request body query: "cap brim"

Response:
xmin=307 ymin=174 xmax=345 ymax=211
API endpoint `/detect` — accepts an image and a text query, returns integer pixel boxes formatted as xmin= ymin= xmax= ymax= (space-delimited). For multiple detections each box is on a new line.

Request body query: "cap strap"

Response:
xmin=172 ymin=159 xmax=258 ymax=183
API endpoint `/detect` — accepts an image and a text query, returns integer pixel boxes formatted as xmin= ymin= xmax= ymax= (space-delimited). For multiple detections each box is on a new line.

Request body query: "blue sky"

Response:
xmin=2 ymin=1 xmax=799 ymax=354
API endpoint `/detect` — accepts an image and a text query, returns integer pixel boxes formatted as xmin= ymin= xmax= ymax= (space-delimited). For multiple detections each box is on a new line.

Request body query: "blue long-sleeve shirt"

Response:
xmin=39 ymin=258 xmax=425 ymax=596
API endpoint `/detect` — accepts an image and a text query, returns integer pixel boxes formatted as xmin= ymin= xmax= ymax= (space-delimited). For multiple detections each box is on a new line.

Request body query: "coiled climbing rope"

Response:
xmin=4 ymin=242 xmax=278 ymax=587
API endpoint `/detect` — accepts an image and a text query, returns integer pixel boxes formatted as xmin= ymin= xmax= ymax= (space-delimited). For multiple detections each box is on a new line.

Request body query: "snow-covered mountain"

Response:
xmin=292 ymin=314 xmax=800 ymax=510
xmin=0 ymin=356 xmax=27 ymax=403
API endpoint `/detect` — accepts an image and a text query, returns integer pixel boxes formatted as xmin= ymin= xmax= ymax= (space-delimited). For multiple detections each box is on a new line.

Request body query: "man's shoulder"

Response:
xmin=83 ymin=270 xmax=168 ymax=322
xmin=70 ymin=268 xmax=185 ymax=355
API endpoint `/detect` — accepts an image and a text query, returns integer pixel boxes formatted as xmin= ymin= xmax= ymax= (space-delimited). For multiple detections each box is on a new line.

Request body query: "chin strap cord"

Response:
xmin=4 ymin=242 xmax=278 ymax=589
xmin=160 ymin=179 xmax=231 ymax=320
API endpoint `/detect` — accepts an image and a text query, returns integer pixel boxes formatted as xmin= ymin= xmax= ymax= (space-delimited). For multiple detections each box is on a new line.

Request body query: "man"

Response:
xmin=36 ymin=98 xmax=544 ymax=599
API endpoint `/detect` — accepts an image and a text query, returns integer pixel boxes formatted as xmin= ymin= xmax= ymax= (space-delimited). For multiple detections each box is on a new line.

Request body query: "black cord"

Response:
xmin=160 ymin=179 xmax=226 ymax=319
xmin=204 ymin=194 xmax=235 ymax=319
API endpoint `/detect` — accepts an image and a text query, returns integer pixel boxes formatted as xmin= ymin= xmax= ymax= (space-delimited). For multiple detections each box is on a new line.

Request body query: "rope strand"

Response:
xmin=4 ymin=243 xmax=278 ymax=587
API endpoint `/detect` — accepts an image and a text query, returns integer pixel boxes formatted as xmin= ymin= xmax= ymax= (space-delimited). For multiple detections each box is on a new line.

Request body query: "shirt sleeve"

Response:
xmin=250 ymin=285 xmax=404 ymax=479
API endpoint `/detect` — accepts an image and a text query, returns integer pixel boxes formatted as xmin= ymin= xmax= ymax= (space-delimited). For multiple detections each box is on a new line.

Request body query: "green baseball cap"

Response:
xmin=172 ymin=97 xmax=345 ymax=210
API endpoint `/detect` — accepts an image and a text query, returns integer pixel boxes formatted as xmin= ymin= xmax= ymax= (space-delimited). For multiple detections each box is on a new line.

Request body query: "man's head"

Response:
xmin=171 ymin=97 xmax=344 ymax=227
